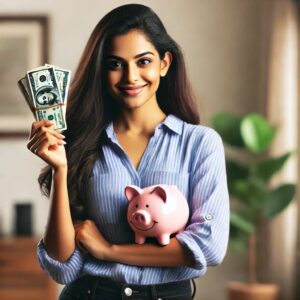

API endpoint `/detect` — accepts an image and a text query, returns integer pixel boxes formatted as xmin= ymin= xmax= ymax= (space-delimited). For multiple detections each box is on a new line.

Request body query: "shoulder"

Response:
xmin=182 ymin=121 xmax=224 ymax=150
xmin=181 ymin=123 xmax=226 ymax=174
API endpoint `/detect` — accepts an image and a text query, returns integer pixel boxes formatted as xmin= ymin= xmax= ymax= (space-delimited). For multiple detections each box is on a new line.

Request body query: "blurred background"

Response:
xmin=0 ymin=0 xmax=299 ymax=299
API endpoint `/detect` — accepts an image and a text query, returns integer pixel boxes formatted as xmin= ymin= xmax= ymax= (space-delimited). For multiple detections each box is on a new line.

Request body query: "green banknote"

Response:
xmin=45 ymin=64 xmax=71 ymax=104
xmin=35 ymin=106 xmax=66 ymax=131
xmin=18 ymin=64 xmax=71 ymax=132
xmin=27 ymin=67 xmax=63 ymax=109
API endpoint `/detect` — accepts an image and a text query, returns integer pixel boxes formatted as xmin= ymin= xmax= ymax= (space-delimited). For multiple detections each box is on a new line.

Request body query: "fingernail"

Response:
xmin=60 ymin=134 xmax=66 ymax=138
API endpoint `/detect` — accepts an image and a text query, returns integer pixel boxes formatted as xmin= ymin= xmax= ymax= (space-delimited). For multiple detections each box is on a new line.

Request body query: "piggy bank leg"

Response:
xmin=135 ymin=234 xmax=146 ymax=244
xmin=157 ymin=234 xmax=170 ymax=245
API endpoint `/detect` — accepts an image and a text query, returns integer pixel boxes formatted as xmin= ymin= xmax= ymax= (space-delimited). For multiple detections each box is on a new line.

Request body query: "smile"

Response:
xmin=118 ymin=84 xmax=148 ymax=96
xmin=130 ymin=220 xmax=158 ymax=231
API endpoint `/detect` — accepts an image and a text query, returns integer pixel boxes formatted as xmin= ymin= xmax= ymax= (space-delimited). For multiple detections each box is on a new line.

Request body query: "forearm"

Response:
xmin=108 ymin=237 xmax=194 ymax=267
xmin=43 ymin=167 xmax=76 ymax=262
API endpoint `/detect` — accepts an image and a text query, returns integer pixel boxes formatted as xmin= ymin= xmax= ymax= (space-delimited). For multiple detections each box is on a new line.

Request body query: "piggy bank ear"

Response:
xmin=150 ymin=185 xmax=167 ymax=202
xmin=124 ymin=185 xmax=142 ymax=202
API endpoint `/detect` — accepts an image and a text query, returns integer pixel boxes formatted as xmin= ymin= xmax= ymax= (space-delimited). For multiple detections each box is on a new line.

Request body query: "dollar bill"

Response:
xmin=27 ymin=67 xmax=63 ymax=108
xmin=45 ymin=64 xmax=71 ymax=104
xmin=17 ymin=76 xmax=34 ymax=109
xmin=45 ymin=64 xmax=71 ymax=118
xmin=35 ymin=105 xmax=66 ymax=131
xmin=18 ymin=64 xmax=71 ymax=132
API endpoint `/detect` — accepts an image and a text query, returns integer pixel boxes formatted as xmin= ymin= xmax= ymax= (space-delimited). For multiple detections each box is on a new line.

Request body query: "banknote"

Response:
xmin=35 ymin=106 xmax=66 ymax=131
xmin=18 ymin=64 xmax=71 ymax=131
xmin=45 ymin=64 xmax=71 ymax=118
xmin=45 ymin=64 xmax=71 ymax=104
xmin=17 ymin=77 xmax=34 ymax=109
xmin=27 ymin=67 xmax=63 ymax=109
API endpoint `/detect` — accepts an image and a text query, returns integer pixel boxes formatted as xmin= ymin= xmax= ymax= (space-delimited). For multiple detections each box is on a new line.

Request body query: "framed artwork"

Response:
xmin=0 ymin=16 xmax=48 ymax=137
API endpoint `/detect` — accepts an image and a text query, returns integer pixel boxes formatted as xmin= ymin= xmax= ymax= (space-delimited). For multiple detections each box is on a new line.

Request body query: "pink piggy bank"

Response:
xmin=125 ymin=184 xmax=189 ymax=245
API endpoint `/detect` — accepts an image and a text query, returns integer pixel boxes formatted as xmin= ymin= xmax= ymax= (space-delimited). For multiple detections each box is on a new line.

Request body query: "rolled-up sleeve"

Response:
xmin=37 ymin=239 xmax=85 ymax=284
xmin=176 ymin=128 xmax=230 ymax=270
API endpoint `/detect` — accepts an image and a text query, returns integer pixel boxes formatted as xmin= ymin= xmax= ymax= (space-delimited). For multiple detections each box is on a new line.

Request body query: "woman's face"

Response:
xmin=105 ymin=30 xmax=172 ymax=110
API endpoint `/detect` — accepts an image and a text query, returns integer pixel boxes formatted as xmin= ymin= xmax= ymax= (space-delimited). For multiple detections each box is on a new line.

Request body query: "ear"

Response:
xmin=124 ymin=185 xmax=142 ymax=202
xmin=150 ymin=185 xmax=168 ymax=202
xmin=160 ymin=51 xmax=173 ymax=77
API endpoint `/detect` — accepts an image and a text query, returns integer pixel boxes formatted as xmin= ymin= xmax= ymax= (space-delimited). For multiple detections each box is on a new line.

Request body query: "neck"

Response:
xmin=114 ymin=99 xmax=167 ymax=135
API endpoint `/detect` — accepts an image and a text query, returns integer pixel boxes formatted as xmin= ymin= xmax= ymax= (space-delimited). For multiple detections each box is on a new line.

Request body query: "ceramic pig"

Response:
xmin=125 ymin=184 xmax=189 ymax=245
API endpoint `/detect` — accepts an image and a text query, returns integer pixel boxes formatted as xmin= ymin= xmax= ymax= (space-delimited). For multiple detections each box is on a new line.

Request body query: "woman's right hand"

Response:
xmin=27 ymin=120 xmax=67 ymax=172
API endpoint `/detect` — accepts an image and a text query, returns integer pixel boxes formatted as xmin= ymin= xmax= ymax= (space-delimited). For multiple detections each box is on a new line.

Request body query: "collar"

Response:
xmin=105 ymin=114 xmax=183 ymax=140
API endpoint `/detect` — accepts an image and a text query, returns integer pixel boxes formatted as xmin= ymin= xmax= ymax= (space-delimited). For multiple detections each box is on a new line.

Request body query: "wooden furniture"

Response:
xmin=0 ymin=237 xmax=57 ymax=300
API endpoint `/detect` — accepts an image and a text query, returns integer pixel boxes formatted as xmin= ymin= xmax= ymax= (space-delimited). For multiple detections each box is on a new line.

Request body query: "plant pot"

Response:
xmin=227 ymin=282 xmax=280 ymax=300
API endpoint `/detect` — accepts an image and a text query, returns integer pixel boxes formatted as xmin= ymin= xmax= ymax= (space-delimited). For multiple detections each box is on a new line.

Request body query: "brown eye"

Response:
xmin=108 ymin=60 xmax=123 ymax=70
xmin=135 ymin=204 xmax=138 ymax=208
xmin=138 ymin=58 xmax=151 ymax=66
xmin=146 ymin=204 xmax=149 ymax=208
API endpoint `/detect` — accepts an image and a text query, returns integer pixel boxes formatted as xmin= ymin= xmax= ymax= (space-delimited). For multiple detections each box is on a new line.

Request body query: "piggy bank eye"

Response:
xmin=146 ymin=204 xmax=149 ymax=208
xmin=135 ymin=204 xmax=138 ymax=208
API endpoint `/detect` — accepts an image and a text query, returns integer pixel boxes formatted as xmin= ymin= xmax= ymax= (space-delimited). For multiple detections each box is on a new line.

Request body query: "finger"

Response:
xmin=75 ymin=231 xmax=88 ymax=253
xmin=29 ymin=134 xmax=65 ymax=154
xmin=76 ymin=241 xmax=88 ymax=254
xmin=29 ymin=120 xmax=55 ymax=140
xmin=27 ymin=126 xmax=65 ymax=151
xmin=30 ymin=136 xmax=65 ymax=157
xmin=32 ymin=125 xmax=65 ymax=142
xmin=74 ymin=224 xmax=82 ymax=232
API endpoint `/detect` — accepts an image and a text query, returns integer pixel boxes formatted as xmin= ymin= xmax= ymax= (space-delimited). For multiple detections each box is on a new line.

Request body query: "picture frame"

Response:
xmin=0 ymin=16 xmax=49 ymax=137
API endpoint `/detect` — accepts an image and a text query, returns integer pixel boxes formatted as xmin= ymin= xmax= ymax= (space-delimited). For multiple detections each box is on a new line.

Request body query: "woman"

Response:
xmin=27 ymin=4 xmax=229 ymax=300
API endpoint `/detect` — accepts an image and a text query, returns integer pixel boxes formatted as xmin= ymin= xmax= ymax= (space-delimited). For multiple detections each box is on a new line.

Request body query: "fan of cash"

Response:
xmin=18 ymin=64 xmax=71 ymax=132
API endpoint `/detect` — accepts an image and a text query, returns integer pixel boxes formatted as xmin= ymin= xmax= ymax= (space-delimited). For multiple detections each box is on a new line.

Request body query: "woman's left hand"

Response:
xmin=74 ymin=219 xmax=112 ymax=260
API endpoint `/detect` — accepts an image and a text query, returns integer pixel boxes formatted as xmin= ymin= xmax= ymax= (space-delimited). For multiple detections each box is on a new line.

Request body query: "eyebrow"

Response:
xmin=107 ymin=51 xmax=155 ymax=60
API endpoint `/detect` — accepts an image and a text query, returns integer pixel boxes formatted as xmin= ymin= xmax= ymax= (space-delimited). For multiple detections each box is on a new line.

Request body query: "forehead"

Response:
xmin=107 ymin=30 xmax=158 ymax=57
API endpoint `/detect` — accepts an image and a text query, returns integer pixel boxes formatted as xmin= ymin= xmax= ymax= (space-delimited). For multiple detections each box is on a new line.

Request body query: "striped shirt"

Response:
xmin=37 ymin=114 xmax=230 ymax=285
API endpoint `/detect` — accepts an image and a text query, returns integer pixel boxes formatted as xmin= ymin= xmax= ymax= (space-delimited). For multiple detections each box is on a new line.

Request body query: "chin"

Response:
xmin=119 ymin=97 xmax=153 ymax=110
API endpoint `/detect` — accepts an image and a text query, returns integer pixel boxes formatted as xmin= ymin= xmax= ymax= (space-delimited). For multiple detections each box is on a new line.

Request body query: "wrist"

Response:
xmin=52 ymin=165 xmax=68 ymax=176
xmin=105 ymin=244 xmax=119 ymax=261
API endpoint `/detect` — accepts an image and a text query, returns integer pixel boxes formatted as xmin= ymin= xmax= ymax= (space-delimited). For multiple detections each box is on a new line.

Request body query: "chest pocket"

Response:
xmin=88 ymin=173 xmax=132 ymax=225
xmin=141 ymin=171 xmax=190 ymax=203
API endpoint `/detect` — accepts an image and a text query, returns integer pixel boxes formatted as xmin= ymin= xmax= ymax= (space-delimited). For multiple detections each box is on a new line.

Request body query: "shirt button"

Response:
xmin=86 ymin=289 xmax=91 ymax=294
xmin=205 ymin=214 xmax=213 ymax=220
xmin=124 ymin=287 xmax=133 ymax=296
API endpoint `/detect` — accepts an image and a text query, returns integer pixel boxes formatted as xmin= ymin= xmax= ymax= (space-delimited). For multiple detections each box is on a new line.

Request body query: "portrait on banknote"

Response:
xmin=0 ymin=16 xmax=48 ymax=136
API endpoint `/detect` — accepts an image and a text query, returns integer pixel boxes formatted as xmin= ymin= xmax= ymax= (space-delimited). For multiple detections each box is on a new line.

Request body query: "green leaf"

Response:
xmin=263 ymin=184 xmax=296 ymax=218
xmin=230 ymin=211 xmax=255 ymax=234
xmin=229 ymin=180 xmax=251 ymax=203
xmin=230 ymin=178 xmax=267 ymax=211
xmin=254 ymin=152 xmax=292 ymax=181
xmin=226 ymin=160 xmax=249 ymax=182
xmin=240 ymin=114 xmax=276 ymax=153
xmin=212 ymin=113 xmax=245 ymax=148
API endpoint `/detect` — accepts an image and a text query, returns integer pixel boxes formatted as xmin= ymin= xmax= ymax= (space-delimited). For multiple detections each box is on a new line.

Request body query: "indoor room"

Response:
xmin=0 ymin=1 xmax=299 ymax=299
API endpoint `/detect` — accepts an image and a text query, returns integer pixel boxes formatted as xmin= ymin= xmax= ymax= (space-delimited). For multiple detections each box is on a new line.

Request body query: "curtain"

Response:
xmin=258 ymin=0 xmax=298 ymax=299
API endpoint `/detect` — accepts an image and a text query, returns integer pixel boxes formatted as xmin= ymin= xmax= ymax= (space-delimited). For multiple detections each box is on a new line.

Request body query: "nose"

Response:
xmin=134 ymin=213 xmax=145 ymax=222
xmin=124 ymin=62 xmax=139 ymax=83
xmin=132 ymin=211 xmax=151 ymax=225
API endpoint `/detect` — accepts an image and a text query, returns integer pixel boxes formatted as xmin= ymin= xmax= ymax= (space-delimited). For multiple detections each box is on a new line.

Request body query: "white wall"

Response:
xmin=0 ymin=1 xmax=263 ymax=299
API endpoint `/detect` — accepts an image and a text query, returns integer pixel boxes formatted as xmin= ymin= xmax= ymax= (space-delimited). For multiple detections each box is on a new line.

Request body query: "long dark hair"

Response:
xmin=38 ymin=4 xmax=200 ymax=219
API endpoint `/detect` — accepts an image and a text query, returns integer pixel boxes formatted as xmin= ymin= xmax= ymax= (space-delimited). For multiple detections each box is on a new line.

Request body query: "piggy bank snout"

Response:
xmin=132 ymin=210 xmax=151 ymax=225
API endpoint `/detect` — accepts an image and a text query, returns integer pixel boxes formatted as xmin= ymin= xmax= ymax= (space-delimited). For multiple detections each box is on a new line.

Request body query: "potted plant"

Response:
xmin=212 ymin=112 xmax=296 ymax=300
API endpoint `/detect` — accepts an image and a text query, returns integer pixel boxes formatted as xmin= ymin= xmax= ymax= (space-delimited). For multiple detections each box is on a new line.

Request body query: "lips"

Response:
xmin=118 ymin=84 xmax=147 ymax=96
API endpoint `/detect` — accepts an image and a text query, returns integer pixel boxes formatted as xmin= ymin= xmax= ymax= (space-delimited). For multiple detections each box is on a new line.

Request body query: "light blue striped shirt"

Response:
xmin=37 ymin=114 xmax=230 ymax=285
